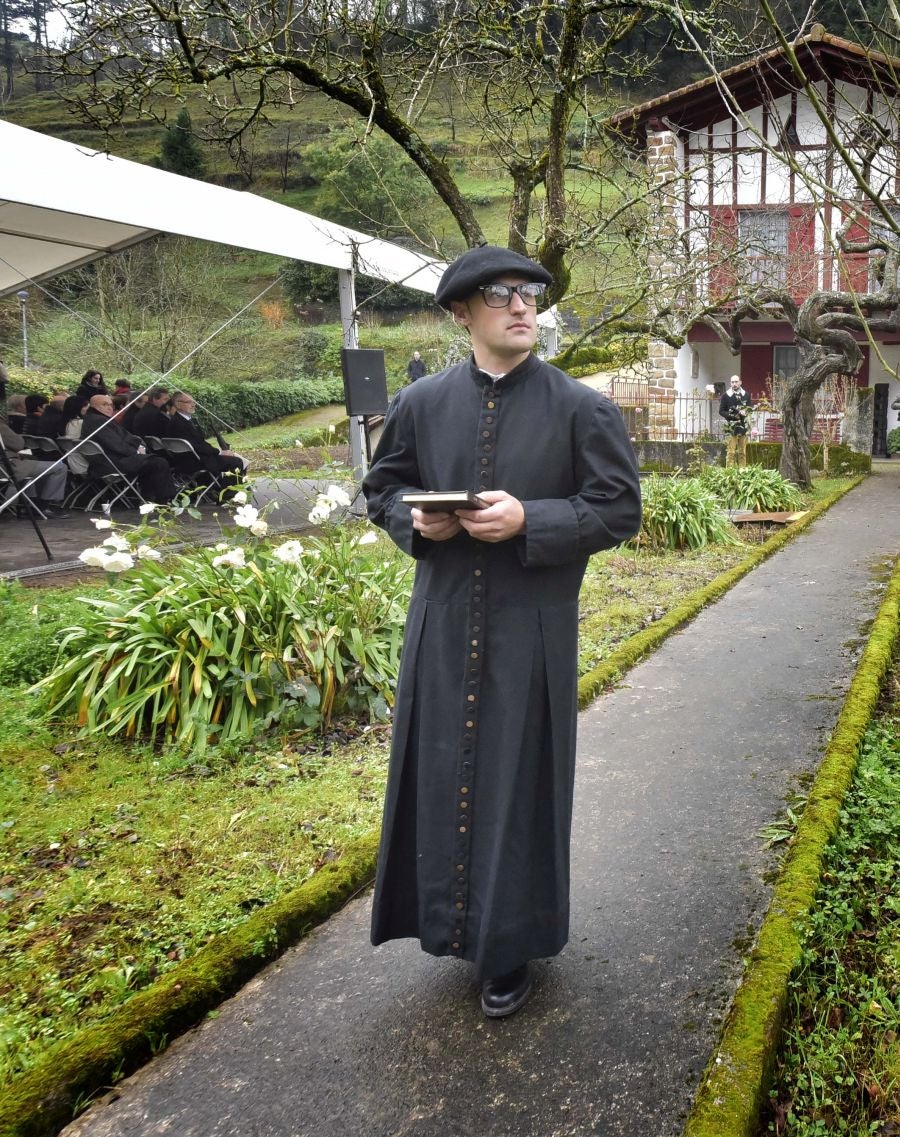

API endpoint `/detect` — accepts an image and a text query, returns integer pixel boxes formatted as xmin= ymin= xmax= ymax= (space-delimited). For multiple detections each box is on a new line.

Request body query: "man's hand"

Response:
xmin=457 ymin=490 xmax=525 ymax=543
xmin=411 ymin=507 xmax=462 ymax=542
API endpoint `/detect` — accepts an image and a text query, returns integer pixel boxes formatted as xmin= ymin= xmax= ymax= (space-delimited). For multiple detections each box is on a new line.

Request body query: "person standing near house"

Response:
xmin=363 ymin=245 xmax=642 ymax=1019
xmin=719 ymin=374 xmax=753 ymax=467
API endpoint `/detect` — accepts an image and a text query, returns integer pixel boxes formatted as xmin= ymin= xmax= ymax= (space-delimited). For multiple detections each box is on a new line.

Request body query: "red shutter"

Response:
xmin=708 ymin=206 xmax=737 ymax=302
xmin=787 ymin=205 xmax=817 ymax=300
xmin=835 ymin=208 xmax=869 ymax=295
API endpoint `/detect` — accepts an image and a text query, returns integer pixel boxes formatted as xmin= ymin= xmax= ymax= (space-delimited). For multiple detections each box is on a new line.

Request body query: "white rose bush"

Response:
xmin=35 ymin=486 xmax=412 ymax=749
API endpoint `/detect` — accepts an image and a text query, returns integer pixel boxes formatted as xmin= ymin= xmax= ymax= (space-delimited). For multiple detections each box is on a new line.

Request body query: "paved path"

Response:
xmin=62 ymin=467 xmax=900 ymax=1137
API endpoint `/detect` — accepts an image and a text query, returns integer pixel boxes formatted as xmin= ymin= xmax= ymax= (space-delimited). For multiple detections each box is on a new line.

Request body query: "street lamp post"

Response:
xmin=16 ymin=290 xmax=29 ymax=369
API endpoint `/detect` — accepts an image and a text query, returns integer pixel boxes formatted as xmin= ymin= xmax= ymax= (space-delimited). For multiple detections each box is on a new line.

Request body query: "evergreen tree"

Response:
xmin=157 ymin=108 xmax=207 ymax=180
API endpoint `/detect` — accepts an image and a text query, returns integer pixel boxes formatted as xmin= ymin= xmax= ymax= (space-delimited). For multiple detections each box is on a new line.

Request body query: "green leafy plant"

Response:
xmin=33 ymin=495 xmax=412 ymax=749
xmin=638 ymin=473 xmax=739 ymax=550
xmin=887 ymin=426 xmax=900 ymax=455
xmin=700 ymin=465 xmax=806 ymax=512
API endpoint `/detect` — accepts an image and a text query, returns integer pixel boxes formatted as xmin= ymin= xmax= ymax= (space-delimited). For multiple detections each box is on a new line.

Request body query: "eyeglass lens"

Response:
xmin=480 ymin=283 xmax=546 ymax=307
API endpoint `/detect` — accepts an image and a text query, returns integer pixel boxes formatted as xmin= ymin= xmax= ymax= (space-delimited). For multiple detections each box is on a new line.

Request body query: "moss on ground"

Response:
xmin=683 ymin=556 xmax=900 ymax=1137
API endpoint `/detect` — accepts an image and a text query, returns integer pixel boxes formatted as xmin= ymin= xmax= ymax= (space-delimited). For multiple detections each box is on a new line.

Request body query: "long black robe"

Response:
xmin=363 ymin=353 xmax=641 ymax=979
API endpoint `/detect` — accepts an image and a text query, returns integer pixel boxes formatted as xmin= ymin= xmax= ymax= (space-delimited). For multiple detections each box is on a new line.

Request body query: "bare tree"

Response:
xmin=42 ymin=0 xmax=735 ymax=307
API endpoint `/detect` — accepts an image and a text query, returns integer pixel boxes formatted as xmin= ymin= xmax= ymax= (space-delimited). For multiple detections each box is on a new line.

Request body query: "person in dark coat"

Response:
xmin=363 ymin=246 xmax=642 ymax=1018
xmin=406 ymin=351 xmax=427 ymax=382
xmin=166 ymin=391 xmax=247 ymax=495
xmin=76 ymin=370 xmax=108 ymax=401
xmin=83 ymin=394 xmax=177 ymax=503
xmin=132 ymin=387 xmax=172 ymax=439
xmin=719 ymin=374 xmax=753 ymax=467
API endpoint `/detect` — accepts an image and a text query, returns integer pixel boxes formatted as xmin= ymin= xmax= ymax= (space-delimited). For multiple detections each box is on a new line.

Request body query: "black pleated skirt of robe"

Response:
xmin=363 ymin=354 xmax=642 ymax=979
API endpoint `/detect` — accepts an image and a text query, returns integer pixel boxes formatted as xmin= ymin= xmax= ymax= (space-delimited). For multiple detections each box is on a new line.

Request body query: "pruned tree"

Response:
xmin=41 ymin=0 xmax=735 ymax=311
xmin=665 ymin=9 xmax=900 ymax=486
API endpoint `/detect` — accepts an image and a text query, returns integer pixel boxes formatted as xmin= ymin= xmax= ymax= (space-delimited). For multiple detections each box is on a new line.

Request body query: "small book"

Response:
xmin=401 ymin=490 xmax=489 ymax=512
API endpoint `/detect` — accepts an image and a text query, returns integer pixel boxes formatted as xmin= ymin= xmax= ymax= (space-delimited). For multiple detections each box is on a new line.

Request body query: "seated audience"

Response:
xmin=120 ymin=393 xmax=148 ymax=434
xmin=132 ymin=387 xmax=172 ymax=439
xmin=76 ymin=370 xmax=108 ymax=400
xmin=32 ymin=393 xmax=67 ymax=438
xmin=22 ymin=393 xmax=50 ymax=437
xmin=166 ymin=391 xmax=248 ymax=497
xmin=5 ymin=393 xmax=26 ymax=433
xmin=82 ymin=394 xmax=177 ymax=503
xmin=60 ymin=395 xmax=90 ymax=477
xmin=0 ymin=418 xmax=69 ymax=517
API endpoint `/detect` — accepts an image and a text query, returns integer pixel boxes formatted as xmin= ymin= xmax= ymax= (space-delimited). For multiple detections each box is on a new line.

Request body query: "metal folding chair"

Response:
xmin=76 ymin=439 xmax=148 ymax=511
xmin=21 ymin=434 xmax=63 ymax=458
xmin=158 ymin=437 xmax=223 ymax=504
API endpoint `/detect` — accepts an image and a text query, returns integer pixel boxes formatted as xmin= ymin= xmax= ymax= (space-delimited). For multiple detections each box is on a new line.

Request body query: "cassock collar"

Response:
xmin=467 ymin=352 xmax=541 ymax=390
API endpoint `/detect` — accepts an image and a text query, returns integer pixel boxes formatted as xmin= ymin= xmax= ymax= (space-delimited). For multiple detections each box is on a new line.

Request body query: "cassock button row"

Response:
xmin=466 ymin=721 xmax=474 ymax=728
xmin=459 ymin=802 xmax=468 ymax=809
xmin=482 ymin=431 xmax=491 ymax=438
xmin=460 ymin=787 xmax=469 ymax=793
xmin=456 ymin=901 xmax=464 ymax=909
xmin=487 ymin=400 xmax=496 ymax=409
xmin=459 ymin=826 xmax=467 ymax=833
xmin=467 ymin=695 xmax=475 ymax=702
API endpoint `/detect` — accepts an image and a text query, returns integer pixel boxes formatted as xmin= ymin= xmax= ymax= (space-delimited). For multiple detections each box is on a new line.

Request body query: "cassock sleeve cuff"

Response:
xmin=518 ymin=499 xmax=579 ymax=567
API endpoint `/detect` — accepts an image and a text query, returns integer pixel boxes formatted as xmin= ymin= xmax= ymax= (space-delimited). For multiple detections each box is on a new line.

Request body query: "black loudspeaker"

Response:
xmin=341 ymin=348 xmax=389 ymax=416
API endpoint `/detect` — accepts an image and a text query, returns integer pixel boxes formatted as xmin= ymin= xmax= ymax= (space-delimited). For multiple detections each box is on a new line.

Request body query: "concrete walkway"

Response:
xmin=62 ymin=466 xmax=900 ymax=1137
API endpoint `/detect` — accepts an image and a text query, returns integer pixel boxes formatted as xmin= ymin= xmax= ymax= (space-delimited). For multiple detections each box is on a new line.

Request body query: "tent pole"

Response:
xmin=338 ymin=267 xmax=367 ymax=506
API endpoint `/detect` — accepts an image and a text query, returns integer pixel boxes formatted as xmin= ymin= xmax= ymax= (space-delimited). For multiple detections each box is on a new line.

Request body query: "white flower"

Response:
xmin=294 ymin=439 xmax=304 ymax=448
xmin=214 ymin=542 xmax=230 ymax=551
xmin=139 ymin=502 xmax=159 ymax=516
xmin=308 ymin=502 xmax=332 ymax=525
xmin=249 ymin=519 xmax=269 ymax=537
xmin=231 ymin=491 xmax=248 ymax=505
xmin=79 ymin=546 xmax=109 ymax=568
xmin=102 ymin=551 xmax=135 ymax=573
xmin=324 ymin=484 xmax=351 ymax=508
xmin=328 ymin=424 xmax=335 ymax=434
xmin=233 ymin=503 xmax=260 ymax=528
xmin=212 ymin=547 xmax=246 ymax=569
xmin=273 ymin=540 xmax=305 ymax=564
xmin=135 ymin=544 xmax=161 ymax=561
xmin=103 ymin=533 xmax=131 ymax=552
xmin=91 ymin=518 xmax=114 ymax=530
xmin=354 ymin=530 xmax=378 ymax=546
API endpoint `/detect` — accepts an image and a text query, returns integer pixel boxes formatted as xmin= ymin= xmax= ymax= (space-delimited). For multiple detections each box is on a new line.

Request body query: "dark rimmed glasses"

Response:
xmin=477 ymin=282 xmax=546 ymax=308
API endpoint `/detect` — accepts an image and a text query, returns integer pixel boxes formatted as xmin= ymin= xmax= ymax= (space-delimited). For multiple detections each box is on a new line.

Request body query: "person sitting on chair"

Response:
xmin=166 ymin=391 xmax=248 ymax=497
xmin=83 ymin=395 xmax=177 ymax=504
xmin=132 ymin=387 xmax=172 ymax=439
xmin=0 ymin=418 xmax=69 ymax=517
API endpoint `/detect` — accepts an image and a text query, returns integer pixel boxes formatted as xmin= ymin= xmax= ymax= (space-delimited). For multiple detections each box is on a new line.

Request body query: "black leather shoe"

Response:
xmin=481 ymin=963 xmax=531 ymax=1018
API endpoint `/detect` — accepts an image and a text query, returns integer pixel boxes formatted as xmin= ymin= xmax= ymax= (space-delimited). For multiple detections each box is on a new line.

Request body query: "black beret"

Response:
xmin=435 ymin=245 xmax=553 ymax=308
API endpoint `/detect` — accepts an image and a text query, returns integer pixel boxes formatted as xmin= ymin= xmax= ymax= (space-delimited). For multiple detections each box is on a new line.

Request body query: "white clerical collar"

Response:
xmin=178 ymin=411 xmax=192 ymax=420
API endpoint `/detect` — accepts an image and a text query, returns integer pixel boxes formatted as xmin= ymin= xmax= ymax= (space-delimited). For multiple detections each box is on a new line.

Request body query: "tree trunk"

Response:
xmin=779 ymin=384 xmax=816 ymax=489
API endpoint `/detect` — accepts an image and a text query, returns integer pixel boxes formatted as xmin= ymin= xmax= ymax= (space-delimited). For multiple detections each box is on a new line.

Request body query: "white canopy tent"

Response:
xmin=0 ymin=119 xmax=446 ymax=298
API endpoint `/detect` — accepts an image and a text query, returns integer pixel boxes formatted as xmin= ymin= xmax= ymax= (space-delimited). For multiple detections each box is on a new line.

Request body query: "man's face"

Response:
xmin=173 ymin=395 xmax=197 ymax=415
xmin=730 ymin=377 xmax=741 ymax=392
xmin=90 ymin=395 xmax=114 ymax=417
xmin=450 ymin=275 xmax=539 ymax=363
xmin=153 ymin=392 xmax=169 ymax=407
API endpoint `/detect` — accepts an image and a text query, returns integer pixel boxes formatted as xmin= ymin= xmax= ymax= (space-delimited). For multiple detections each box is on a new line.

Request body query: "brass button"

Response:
xmin=472 ymin=625 xmax=480 ymax=632
xmin=482 ymin=431 xmax=491 ymax=438
xmin=487 ymin=401 xmax=495 ymax=409
xmin=474 ymin=569 xmax=482 ymax=577
xmin=459 ymin=825 xmax=467 ymax=833
xmin=459 ymin=802 xmax=468 ymax=809
xmin=465 ymin=721 xmax=474 ymax=728
xmin=456 ymin=864 xmax=464 ymax=871
xmin=467 ymin=695 xmax=475 ymax=702
xmin=452 ymin=942 xmax=460 ymax=949
xmin=485 ymin=416 xmax=494 ymax=424
xmin=460 ymin=787 xmax=469 ymax=793
xmin=470 ymin=652 xmax=479 ymax=659
xmin=481 ymin=458 xmax=489 ymax=465
xmin=455 ymin=901 xmax=464 ymax=909
xmin=474 ymin=584 xmax=482 ymax=591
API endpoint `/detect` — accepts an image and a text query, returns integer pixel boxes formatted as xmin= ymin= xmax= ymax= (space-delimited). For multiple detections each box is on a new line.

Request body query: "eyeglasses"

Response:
xmin=477 ymin=282 xmax=546 ymax=308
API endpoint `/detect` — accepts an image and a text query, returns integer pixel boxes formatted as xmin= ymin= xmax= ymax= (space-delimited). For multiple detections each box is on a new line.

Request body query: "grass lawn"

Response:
xmin=0 ymin=476 xmax=855 ymax=1084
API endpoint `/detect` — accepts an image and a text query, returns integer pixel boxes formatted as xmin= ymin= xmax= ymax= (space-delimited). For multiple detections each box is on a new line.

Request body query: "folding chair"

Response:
xmin=158 ymin=437 xmax=223 ymax=504
xmin=56 ymin=436 xmax=100 ymax=509
xmin=21 ymin=434 xmax=63 ymax=458
xmin=76 ymin=439 xmax=148 ymax=511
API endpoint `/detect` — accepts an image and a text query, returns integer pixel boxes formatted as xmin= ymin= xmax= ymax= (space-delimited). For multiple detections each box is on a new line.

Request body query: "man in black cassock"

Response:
xmin=363 ymin=246 xmax=642 ymax=1018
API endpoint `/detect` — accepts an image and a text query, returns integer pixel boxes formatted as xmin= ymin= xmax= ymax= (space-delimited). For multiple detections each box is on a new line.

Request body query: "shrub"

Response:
xmin=700 ymin=465 xmax=806 ymax=512
xmin=638 ymin=474 xmax=739 ymax=550
xmin=34 ymin=499 xmax=412 ymax=750
xmin=887 ymin=427 xmax=900 ymax=455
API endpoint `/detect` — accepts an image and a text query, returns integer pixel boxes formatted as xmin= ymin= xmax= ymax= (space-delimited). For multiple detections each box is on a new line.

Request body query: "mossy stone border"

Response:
xmin=0 ymin=477 xmax=865 ymax=1137
xmin=0 ymin=834 xmax=379 ymax=1137
xmin=577 ymin=477 xmax=862 ymax=709
xmin=683 ymin=555 xmax=900 ymax=1137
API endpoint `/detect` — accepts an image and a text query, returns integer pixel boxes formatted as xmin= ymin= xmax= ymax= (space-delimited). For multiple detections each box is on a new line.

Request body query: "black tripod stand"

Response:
xmin=0 ymin=430 xmax=54 ymax=562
